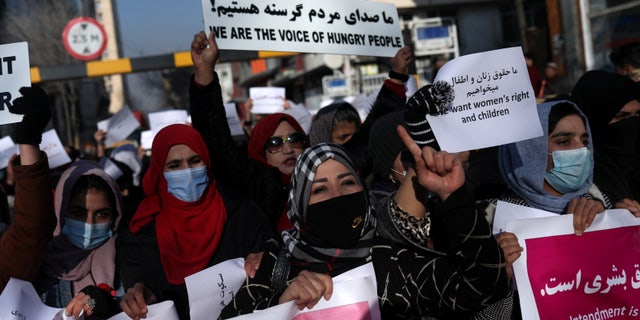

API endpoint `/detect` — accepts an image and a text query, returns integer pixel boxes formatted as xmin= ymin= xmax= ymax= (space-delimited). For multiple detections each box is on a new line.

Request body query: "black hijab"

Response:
xmin=570 ymin=70 xmax=640 ymax=201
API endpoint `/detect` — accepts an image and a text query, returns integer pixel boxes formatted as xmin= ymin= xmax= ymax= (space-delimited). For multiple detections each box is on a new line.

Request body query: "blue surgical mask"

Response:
xmin=163 ymin=166 xmax=209 ymax=202
xmin=544 ymin=147 xmax=592 ymax=194
xmin=61 ymin=218 xmax=113 ymax=250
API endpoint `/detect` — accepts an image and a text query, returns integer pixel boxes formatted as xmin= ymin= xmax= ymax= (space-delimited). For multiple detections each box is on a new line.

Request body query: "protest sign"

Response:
xmin=147 ymin=110 xmax=189 ymax=131
xmin=250 ymin=87 xmax=286 ymax=114
xmin=0 ymin=278 xmax=61 ymax=320
xmin=139 ymin=130 xmax=156 ymax=150
xmin=96 ymin=105 xmax=140 ymax=147
xmin=201 ymin=0 xmax=403 ymax=57
xmin=224 ymin=103 xmax=246 ymax=136
xmin=0 ymin=136 xmax=17 ymax=170
xmin=506 ymin=207 xmax=640 ymax=320
xmin=282 ymin=101 xmax=312 ymax=134
xmin=426 ymin=46 xmax=543 ymax=152
xmin=185 ymin=258 xmax=246 ymax=319
xmin=0 ymin=42 xmax=30 ymax=126
xmin=230 ymin=263 xmax=380 ymax=320
xmin=39 ymin=129 xmax=72 ymax=169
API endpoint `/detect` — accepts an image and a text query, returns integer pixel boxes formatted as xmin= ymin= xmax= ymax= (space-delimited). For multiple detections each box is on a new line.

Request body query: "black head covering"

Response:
xmin=570 ymin=70 xmax=640 ymax=201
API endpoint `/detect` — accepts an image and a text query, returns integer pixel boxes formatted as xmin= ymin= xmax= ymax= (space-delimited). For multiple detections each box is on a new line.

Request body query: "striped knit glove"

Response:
xmin=403 ymin=81 xmax=455 ymax=150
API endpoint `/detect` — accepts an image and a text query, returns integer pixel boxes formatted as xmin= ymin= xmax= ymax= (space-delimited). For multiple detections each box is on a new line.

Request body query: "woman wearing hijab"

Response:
xmin=117 ymin=124 xmax=271 ymax=320
xmin=189 ymin=31 xmax=415 ymax=232
xmin=189 ymin=33 xmax=307 ymax=233
xmin=35 ymin=160 xmax=122 ymax=319
xmin=570 ymin=70 xmax=640 ymax=211
xmin=219 ymin=139 xmax=508 ymax=319
xmin=309 ymin=102 xmax=361 ymax=145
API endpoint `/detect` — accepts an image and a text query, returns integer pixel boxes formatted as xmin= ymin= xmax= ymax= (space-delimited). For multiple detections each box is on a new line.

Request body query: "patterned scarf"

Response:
xmin=281 ymin=144 xmax=376 ymax=275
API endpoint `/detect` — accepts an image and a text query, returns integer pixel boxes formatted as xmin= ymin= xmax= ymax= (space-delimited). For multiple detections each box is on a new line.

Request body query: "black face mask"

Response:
xmin=304 ymin=191 xmax=367 ymax=249
xmin=599 ymin=116 xmax=640 ymax=156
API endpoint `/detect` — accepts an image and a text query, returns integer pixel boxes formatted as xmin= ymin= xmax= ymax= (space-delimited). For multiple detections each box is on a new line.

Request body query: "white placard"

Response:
xmin=96 ymin=105 xmax=140 ymax=147
xmin=0 ymin=136 xmax=17 ymax=170
xmin=0 ymin=42 xmax=30 ymax=126
xmin=250 ymin=87 xmax=286 ymax=114
xmin=229 ymin=263 xmax=380 ymax=320
xmin=0 ymin=278 xmax=62 ymax=320
xmin=140 ymin=130 xmax=155 ymax=150
xmin=282 ymin=101 xmax=312 ymax=134
xmin=426 ymin=46 xmax=543 ymax=152
xmin=147 ymin=110 xmax=189 ymax=131
xmin=224 ymin=103 xmax=246 ymax=136
xmin=201 ymin=0 xmax=403 ymax=57
xmin=185 ymin=258 xmax=247 ymax=320
xmin=492 ymin=201 xmax=556 ymax=235
xmin=39 ymin=129 xmax=72 ymax=169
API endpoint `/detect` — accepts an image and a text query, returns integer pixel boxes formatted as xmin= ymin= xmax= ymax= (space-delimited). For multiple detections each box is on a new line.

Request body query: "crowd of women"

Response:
xmin=0 ymin=31 xmax=638 ymax=320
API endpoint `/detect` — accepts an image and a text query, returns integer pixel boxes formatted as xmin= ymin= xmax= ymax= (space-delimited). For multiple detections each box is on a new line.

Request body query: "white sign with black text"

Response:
xmin=201 ymin=0 xmax=403 ymax=57
xmin=0 ymin=42 xmax=30 ymax=126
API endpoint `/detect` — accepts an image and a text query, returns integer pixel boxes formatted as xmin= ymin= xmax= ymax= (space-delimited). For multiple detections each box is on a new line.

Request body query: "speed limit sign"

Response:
xmin=62 ymin=17 xmax=107 ymax=61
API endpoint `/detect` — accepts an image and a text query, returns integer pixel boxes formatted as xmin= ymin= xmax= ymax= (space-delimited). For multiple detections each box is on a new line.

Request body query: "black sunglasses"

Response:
xmin=265 ymin=132 xmax=306 ymax=154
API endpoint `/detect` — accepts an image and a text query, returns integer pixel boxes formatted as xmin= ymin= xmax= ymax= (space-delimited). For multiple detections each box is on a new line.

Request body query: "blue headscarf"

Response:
xmin=498 ymin=100 xmax=594 ymax=213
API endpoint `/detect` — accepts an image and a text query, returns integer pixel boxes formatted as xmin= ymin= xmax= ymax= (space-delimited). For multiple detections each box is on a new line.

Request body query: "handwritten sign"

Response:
xmin=224 ymin=103 xmax=246 ymax=136
xmin=185 ymin=258 xmax=246 ymax=320
xmin=426 ymin=46 xmax=542 ymax=152
xmin=0 ymin=278 xmax=61 ymax=320
xmin=507 ymin=207 xmax=640 ymax=320
xmin=231 ymin=263 xmax=380 ymax=320
xmin=39 ymin=129 xmax=72 ymax=169
xmin=250 ymin=87 xmax=286 ymax=114
xmin=96 ymin=105 xmax=140 ymax=147
xmin=201 ymin=0 xmax=403 ymax=57
xmin=0 ymin=42 xmax=30 ymax=126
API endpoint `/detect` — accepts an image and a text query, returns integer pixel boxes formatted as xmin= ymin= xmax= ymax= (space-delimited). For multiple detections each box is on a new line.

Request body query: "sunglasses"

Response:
xmin=265 ymin=132 xmax=306 ymax=154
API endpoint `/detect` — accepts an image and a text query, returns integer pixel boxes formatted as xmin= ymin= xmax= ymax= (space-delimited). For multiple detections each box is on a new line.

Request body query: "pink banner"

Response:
xmin=526 ymin=226 xmax=640 ymax=319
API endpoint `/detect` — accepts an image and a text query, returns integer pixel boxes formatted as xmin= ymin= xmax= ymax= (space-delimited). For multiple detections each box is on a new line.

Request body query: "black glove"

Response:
xmin=8 ymin=86 xmax=51 ymax=145
xmin=79 ymin=285 xmax=119 ymax=319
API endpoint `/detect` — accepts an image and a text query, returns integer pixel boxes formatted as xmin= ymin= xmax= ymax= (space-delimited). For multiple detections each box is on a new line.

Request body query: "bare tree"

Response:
xmin=1 ymin=0 xmax=82 ymax=147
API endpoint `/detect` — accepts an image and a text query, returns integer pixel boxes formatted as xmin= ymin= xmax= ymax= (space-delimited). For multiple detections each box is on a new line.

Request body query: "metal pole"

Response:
xmin=578 ymin=0 xmax=594 ymax=70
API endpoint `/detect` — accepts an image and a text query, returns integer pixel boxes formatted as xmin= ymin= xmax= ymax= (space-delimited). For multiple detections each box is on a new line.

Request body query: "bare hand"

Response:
xmin=496 ymin=232 xmax=523 ymax=281
xmin=615 ymin=198 xmax=640 ymax=217
xmin=64 ymin=292 xmax=95 ymax=319
xmin=279 ymin=270 xmax=333 ymax=310
xmin=120 ymin=282 xmax=157 ymax=320
xmin=190 ymin=30 xmax=219 ymax=85
xmin=390 ymin=46 xmax=413 ymax=74
xmin=94 ymin=129 xmax=106 ymax=145
xmin=397 ymin=125 xmax=464 ymax=201
xmin=568 ymin=197 xmax=605 ymax=236
xmin=244 ymin=252 xmax=263 ymax=278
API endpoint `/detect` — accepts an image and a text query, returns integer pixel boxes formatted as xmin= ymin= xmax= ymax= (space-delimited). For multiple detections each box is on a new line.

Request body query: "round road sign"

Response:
xmin=62 ymin=17 xmax=107 ymax=61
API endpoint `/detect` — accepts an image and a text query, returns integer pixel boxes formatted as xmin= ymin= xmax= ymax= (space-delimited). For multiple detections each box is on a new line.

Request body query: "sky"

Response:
xmin=114 ymin=0 xmax=205 ymax=58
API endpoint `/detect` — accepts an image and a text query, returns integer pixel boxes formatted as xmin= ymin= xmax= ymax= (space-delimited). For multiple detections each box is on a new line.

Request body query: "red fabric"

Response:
xmin=247 ymin=113 xmax=305 ymax=168
xmin=527 ymin=65 xmax=543 ymax=96
xmin=384 ymin=79 xmax=406 ymax=99
xmin=130 ymin=124 xmax=227 ymax=284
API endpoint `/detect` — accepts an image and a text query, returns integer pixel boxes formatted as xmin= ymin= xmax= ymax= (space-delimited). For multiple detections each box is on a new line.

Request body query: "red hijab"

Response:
xmin=130 ymin=124 xmax=227 ymax=284
xmin=247 ymin=113 xmax=305 ymax=169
